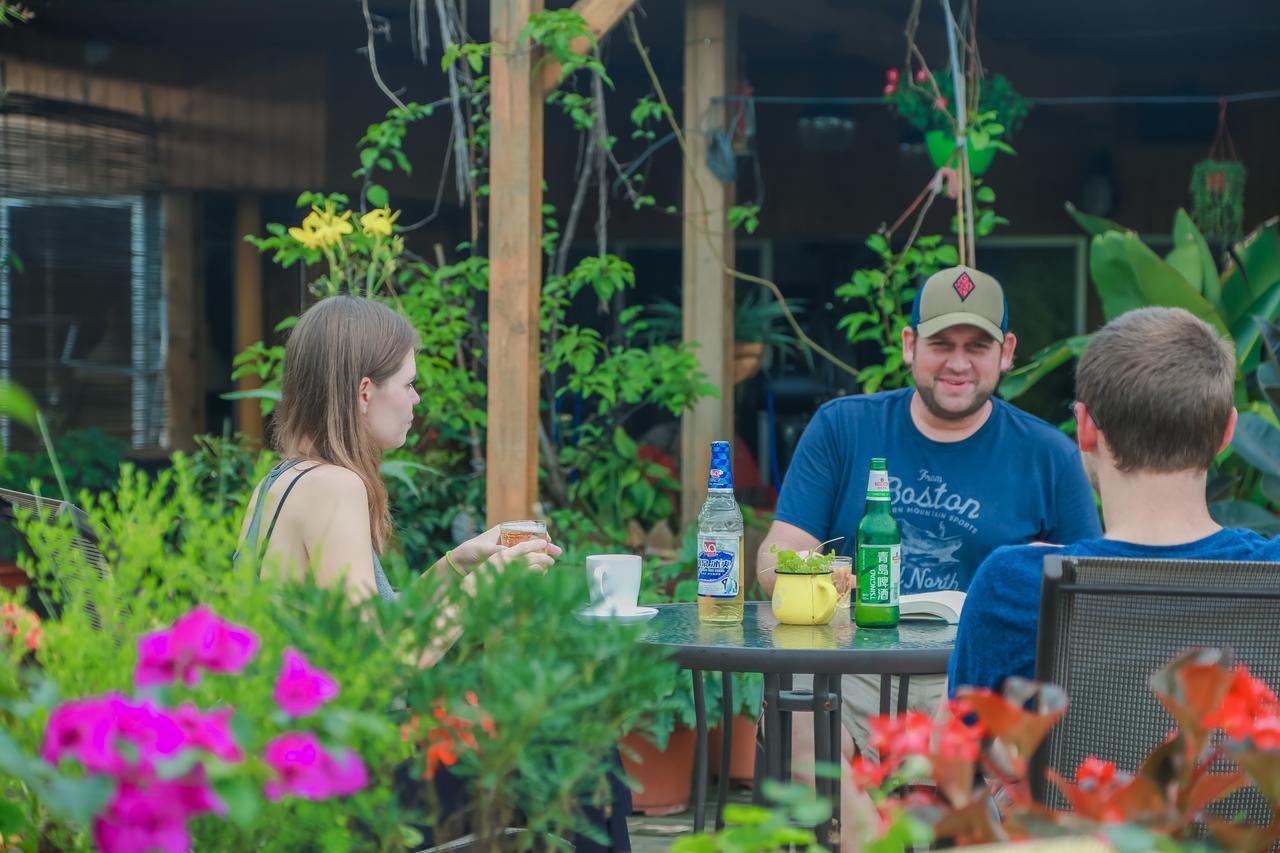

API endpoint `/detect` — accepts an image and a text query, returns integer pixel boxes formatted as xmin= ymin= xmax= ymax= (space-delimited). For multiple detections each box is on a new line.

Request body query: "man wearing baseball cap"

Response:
xmin=756 ymin=265 xmax=1101 ymax=846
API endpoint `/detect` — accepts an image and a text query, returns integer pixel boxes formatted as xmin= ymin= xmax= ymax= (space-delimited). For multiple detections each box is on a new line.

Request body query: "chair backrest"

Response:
xmin=1031 ymin=554 xmax=1280 ymax=826
xmin=0 ymin=487 xmax=109 ymax=625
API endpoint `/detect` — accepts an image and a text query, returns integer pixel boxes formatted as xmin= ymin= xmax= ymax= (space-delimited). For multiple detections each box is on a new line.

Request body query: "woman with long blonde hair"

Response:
xmin=237 ymin=294 xmax=558 ymax=599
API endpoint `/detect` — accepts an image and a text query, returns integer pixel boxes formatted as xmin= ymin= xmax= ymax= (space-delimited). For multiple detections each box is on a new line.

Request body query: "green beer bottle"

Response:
xmin=855 ymin=457 xmax=901 ymax=628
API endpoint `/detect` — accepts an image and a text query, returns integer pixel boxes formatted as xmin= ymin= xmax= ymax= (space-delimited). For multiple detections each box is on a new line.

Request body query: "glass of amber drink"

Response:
xmin=831 ymin=556 xmax=854 ymax=610
xmin=498 ymin=520 xmax=549 ymax=548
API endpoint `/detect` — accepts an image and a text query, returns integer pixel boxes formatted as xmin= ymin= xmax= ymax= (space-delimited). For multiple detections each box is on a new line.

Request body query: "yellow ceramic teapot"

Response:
xmin=771 ymin=569 xmax=838 ymax=626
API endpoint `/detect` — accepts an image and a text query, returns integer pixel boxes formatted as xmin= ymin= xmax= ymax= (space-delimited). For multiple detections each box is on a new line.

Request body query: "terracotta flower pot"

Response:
xmin=708 ymin=714 xmax=757 ymax=786
xmin=733 ymin=342 xmax=766 ymax=385
xmin=619 ymin=726 xmax=696 ymax=816
xmin=0 ymin=560 xmax=27 ymax=592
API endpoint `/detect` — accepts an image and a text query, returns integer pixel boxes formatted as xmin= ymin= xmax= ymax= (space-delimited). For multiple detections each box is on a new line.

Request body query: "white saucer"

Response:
xmin=575 ymin=605 xmax=659 ymax=625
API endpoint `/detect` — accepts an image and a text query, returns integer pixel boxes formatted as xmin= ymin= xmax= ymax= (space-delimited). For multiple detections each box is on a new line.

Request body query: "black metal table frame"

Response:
xmin=670 ymin=634 xmax=953 ymax=850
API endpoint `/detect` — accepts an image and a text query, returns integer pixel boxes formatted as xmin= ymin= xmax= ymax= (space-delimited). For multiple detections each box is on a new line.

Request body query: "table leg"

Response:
xmin=813 ymin=674 xmax=840 ymax=852
xmin=763 ymin=672 xmax=783 ymax=791
xmin=692 ymin=669 xmax=708 ymax=832
xmin=898 ymin=674 xmax=912 ymax=715
xmin=879 ymin=673 xmax=892 ymax=717
xmin=716 ymin=671 xmax=732 ymax=830
xmin=780 ymin=673 xmax=794 ymax=781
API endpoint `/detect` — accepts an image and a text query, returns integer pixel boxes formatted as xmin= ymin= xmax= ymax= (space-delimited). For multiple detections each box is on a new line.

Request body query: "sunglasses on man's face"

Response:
xmin=1067 ymin=400 xmax=1102 ymax=430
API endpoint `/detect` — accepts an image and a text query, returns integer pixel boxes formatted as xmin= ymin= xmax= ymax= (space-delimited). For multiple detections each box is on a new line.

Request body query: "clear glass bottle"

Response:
xmin=697 ymin=440 xmax=745 ymax=624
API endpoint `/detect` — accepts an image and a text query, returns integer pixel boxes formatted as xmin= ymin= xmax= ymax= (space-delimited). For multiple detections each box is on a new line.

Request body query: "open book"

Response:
xmin=899 ymin=590 xmax=966 ymax=625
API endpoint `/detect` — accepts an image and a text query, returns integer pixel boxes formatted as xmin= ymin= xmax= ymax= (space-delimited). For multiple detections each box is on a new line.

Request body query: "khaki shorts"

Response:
xmin=788 ymin=672 xmax=948 ymax=759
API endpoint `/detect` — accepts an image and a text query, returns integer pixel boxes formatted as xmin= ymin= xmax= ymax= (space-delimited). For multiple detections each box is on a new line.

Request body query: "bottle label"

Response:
xmin=865 ymin=467 xmax=891 ymax=502
xmin=858 ymin=544 xmax=900 ymax=606
xmin=707 ymin=441 xmax=734 ymax=490
xmin=697 ymin=535 xmax=741 ymax=599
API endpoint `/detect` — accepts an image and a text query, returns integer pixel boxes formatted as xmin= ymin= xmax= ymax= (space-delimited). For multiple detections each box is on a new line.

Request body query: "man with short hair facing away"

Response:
xmin=949 ymin=306 xmax=1280 ymax=696
xmin=757 ymin=266 xmax=1102 ymax=847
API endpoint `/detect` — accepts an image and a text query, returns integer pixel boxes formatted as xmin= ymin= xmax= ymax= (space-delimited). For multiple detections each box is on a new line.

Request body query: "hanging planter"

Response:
xmin=1189 ymin=100 xmax=1246 ymax=249
xmin=924 ymin=130 xmax=997 ymax=175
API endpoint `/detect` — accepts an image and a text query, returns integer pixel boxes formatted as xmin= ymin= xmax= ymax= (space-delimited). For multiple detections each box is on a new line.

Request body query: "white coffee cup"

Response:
xmin=585 ymin=554 xmax=642 ymax=614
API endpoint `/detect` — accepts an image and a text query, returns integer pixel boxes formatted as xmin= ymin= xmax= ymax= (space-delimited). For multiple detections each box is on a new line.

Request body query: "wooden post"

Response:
xmin=680 ymin=0 xmax=736 ymax=530
xmin=487 ymin=0 xmax=545 ymax=526
xmin=162 ymin=192 xmax=204 ymax=451
xmin=233 ymin=196 xmax=264 ymax=443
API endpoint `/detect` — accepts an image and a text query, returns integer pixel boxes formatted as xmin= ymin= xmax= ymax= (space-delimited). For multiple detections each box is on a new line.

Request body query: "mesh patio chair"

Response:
xmin=1031 ymin=553 xmax=1280 ymax=829
xmin=0 ymin=486 xmax=109 ymax=625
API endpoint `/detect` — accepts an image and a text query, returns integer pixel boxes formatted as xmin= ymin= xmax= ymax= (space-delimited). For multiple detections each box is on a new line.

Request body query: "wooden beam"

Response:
xmin=162 ymin=192 xmax=205 ymax=452
xmin=681 ymin=0 xmax=736 ymax=530
xmin=540 ymin=0 xmax=637 ymax=92
xmin=233 ymin=195 xmax=264 ymax=443
xmin=487 ymin=0 xmax=545 ymax=527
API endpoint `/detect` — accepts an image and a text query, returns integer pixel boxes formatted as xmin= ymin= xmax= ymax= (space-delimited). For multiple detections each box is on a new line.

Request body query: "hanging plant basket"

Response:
xmin=1190 ymin=159 xmax=1246 ymax=246
xmin=924 ymin=130 xmax=997 ymax=176
xmin=1189 ymin=100 xmax=1247 ymax=248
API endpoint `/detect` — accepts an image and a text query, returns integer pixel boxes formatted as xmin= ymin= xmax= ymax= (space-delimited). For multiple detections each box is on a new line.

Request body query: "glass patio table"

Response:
xmin=640 ymin=601 xmax=956 ymax=851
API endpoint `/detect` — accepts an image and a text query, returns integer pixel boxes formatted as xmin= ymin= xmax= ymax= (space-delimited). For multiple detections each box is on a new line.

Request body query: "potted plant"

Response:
xmin=769 ymin=544 xmax=839 ymax=626
xmin=706 ymin=671 xmax=764 ymax=788
xmin=883 ymin=67 xmax=1029 ymax=174
xmin=643 ymin=289 xmax=806 ymax=385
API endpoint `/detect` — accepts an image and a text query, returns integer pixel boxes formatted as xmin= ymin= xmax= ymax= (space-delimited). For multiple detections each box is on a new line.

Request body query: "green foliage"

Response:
xmin=728 ymin=205 xmax=761 ymax=236
xmin=1004 ymin=210 xmax=1280 ymax=531
xmin=0 ymin=454 xmax=676 ymax=849
xmin=671 ymin=779 xmax=828 ymax=852
xmin=771 ymin=542 xmax=838 ymax=576
xmin=0 ymin=428 xmax=124 ymax=498
xmin=835 ymin=233 xmax=959 ymax=393
xmin=521 ymin=9 xmax=611 ymax=86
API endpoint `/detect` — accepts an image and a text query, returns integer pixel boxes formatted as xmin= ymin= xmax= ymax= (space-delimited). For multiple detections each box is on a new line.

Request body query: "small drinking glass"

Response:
xmin=831 ymin=556 xmax=854 ymax=610
xmin=498 ymin=520 xmax=548 ymax=548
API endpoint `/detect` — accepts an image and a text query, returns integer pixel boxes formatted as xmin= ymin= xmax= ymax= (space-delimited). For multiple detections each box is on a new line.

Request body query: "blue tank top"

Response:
xmin=238 ymin=458 xmax=397 ymax=602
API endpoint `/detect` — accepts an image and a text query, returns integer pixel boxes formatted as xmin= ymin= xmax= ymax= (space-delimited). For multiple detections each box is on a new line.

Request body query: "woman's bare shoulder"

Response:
xmin=288 ymin=463 xmax=368 ymax=509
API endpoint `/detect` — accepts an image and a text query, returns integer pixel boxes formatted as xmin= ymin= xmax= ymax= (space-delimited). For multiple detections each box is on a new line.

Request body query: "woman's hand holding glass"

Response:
xmin=448 ymin=523 xmax=562 ymax=575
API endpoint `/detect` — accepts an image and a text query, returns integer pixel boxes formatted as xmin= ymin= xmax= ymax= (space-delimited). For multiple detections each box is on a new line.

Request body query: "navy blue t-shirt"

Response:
xmin=774 ymin=388 xmax=1101 ymax=593
xmin=948 ymin=528 xmax=1280 ymax=696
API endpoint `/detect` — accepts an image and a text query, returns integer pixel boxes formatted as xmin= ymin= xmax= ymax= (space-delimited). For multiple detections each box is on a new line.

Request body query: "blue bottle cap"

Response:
xmin=708 ymin=440 xmax=734 ymax=490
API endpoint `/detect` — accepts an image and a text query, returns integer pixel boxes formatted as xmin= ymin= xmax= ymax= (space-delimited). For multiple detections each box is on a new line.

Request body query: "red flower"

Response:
xmin=885 ymin=68 xmax=900 ymax=83
xmin=883 ymin=84 xmax=896 ymax=96
xmin=934 ymin=96 xmax=948 ymax=110
xmin=914 ymin=68 xmax=929 ymax=84
xmin=937 ymin=714 xmax=983 ymax=762
xmin=849 ymin=754 xmax=892 ymax=789
xmin=868 ymin=711 xmax=934 ymax=763
xmin=1206 ymin=666 xmax=1280 ymax=740
xmin=412 ymin=696 xmax=496 ymax=779
xmin=1075 ymin=756 xmax=1118 ymax=790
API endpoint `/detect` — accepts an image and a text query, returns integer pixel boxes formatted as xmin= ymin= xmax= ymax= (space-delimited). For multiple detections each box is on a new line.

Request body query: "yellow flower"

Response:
xmin=360 ymin=207 xmax=400 ymax=238
xmin=288 ymin=203 xmax=353 ymax=250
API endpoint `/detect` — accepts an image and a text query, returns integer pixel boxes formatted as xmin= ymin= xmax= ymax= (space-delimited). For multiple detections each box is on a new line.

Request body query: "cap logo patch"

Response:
xmin=952 ymin=271 xmax=975 ymax=301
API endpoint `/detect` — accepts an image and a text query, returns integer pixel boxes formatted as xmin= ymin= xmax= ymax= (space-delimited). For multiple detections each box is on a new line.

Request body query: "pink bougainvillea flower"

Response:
xmin=135 ymin=606 xmax=259 ymax=688
xmin=171 ymin=704 xmax=242 ymax=762
xmin=273 ymin=648 xmax=339 ymax=717
xmin=42 ymin=695 xmax=185 ymax=777
xmin=263 ymin=731 xmax=368 ymax=801
xmin=93 ymin=768 xmax=224 ymax=853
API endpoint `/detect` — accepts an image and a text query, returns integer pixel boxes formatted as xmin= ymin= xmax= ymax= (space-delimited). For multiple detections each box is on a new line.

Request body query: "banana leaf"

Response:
xmin=1168 ymin=209 xmax=1221 ymax=308
xmin=1065 ymin=202 xmax=1124 ymax=237
xmin=1229 ymin=412 xmax=1280 ymax=479
xmin=998 ymin=335 xmax=1092 ymax=400
xmin=1121 ymin=235 xmax=1232 ymax=341
xmin=1209 ymin=500 xmax=1280 ymax=536
xmin=1231 ymin=279 xmax=1280 ymax=372
xmin=1220 ymin=219 xmax=1280 ymax=326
